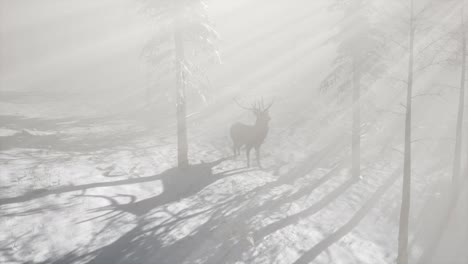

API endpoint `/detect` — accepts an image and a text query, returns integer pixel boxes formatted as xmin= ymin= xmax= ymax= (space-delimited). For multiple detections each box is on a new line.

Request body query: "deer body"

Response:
xmin=230 ymin=99 xmax=272 ymax=168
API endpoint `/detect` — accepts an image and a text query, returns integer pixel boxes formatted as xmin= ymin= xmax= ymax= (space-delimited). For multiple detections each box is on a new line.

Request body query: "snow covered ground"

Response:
xmin=1 ymin=1 xmax=467 ymax=262
xmin=0 ymin=103 xmax=465 ymax=264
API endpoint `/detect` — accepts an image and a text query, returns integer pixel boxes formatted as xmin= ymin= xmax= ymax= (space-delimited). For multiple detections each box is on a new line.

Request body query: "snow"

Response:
xmin=0 ymin=94 xmax=465 ymax=264
xmin=1 ymin=0 xmax=467 ymax=262
xmin=0 ymin=128 xmax=17 ymax=137
xmin=0 ymin=102 xmax=464 ymax=264
xmin=0 ymin=110 xmax=444 ymax=264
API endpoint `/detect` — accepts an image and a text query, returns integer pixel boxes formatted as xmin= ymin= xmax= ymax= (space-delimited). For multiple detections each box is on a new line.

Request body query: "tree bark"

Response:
xmin=174 ymin=22 xmax=189 ymax=169
xmin=352 ymin=63 xmax=361 ymax=179
xmin=397 ymin=1 xmax=414 ymax=263
xmin=453 ymin=15 xmax=466 ymax=192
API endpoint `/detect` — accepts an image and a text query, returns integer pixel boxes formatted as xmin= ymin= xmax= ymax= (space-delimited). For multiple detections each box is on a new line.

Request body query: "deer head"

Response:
xmin=235 ymin=97 xmax=273 ymax=126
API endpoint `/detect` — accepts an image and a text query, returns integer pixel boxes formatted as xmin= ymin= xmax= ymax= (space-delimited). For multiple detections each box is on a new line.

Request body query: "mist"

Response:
xmin=1 ymin=0 xmax=467 ymax=263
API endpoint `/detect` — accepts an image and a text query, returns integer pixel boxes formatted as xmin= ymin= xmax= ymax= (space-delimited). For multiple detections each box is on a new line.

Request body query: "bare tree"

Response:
xmin=387 ymin=0 xmax=463 ymax=262
xmin=452 ymin=6 xmax=467 ymax=192
xmin=397 ymin=3 xmax=415 ymax=263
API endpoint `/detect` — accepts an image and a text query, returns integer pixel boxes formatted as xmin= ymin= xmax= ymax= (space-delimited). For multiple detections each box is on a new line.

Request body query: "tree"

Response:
xmin=397 ymin=3 xmax=414 ymax=263
xmin=141 ymin=0 xmax=219 ymax=168
xmin=389 ymin=0 xmax=456 ymax=262
xmin=322 ymin=0 xmax=384 ymax=180
xmin=452 ymin=6 xmax=467 ymax=193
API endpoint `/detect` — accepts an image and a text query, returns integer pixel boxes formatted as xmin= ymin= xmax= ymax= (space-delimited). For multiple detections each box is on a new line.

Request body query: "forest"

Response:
xmin=0 ymin=0 xmax=467 ymax=263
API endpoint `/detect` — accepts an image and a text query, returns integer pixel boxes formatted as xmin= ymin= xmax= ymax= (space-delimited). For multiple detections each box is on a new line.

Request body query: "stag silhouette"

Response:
xmin=231 ymin=98 xmax=273 ymax=168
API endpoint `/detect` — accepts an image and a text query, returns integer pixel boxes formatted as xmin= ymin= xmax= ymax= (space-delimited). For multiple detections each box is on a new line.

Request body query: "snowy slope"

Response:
xmin=1 ymin=104 xmax=463 ymax=264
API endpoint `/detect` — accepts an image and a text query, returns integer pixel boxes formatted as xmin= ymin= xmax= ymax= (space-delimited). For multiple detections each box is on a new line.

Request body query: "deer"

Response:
xmin=230 ymin=98 xmax=273 ymax=168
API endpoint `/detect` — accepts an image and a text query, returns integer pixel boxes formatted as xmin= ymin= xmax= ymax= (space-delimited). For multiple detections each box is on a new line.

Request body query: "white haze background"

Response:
xmin=0 ymin=0 xmax=467 ymax=263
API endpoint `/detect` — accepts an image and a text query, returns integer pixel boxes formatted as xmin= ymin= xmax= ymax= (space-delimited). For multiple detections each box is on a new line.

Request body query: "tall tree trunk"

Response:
xmin=453 ymin=14 xmax=466 ymax=192
xmin=174 ymin=22 xmax=189 ymax=168
xmin=398 ymin=2 xmax=414 ymax=263
xmin=352 ymin=63 xmax=361 ymax=179
xmin=452 ymin=16 xmax=466 ymax=191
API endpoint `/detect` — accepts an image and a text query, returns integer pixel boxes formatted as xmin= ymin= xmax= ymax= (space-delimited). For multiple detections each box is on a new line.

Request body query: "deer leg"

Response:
xmin=246 ymin=147 xmax=251 ymax=167
xmin=255 ymin=147 xmax=262 ymax=168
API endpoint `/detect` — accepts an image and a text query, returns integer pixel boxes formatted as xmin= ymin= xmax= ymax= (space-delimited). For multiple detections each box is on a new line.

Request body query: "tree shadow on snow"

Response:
xmin=292 ymin=168 xmax=401 ymax=264
xmin=81 ymin=158 xmax=242 ymax=217
xmin=31 ymin=158 xmax=254 ymax=264
xmin=20 ymin=143 xmax=361 ymax=264
xmin=78 ymin=159 xmax=350 ymax=264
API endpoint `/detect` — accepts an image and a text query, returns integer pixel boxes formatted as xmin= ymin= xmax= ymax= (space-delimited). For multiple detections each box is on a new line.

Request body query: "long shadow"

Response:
xmin=200 ymin=165 xmax=347 ymax=263
xmin=85 ymin=224 xmax=150 ymax=264
xmin=253 ymin=176 xmax=356 ymax=242
xmin=1 ymin=116 xmax=345 ymax=207
xmin=0 ymin=204 xmax=61 ymax=218
xmin=218 ymin=139 xmax=347 ymax=229
xmin=35 ymin=153 xmax=340 ymax=264
xmin=60 ymin=160 xmax=247 ymax=264
xmin=416 ymin=175 xmax=468 ymax=264
xmin=12 ymin=159 xmax=244 ymax=264
xmin=22 ymin=142 xmax=347 ymax=264
xmin=407 ymin=162 xmax=450 ymax=255
xmin=0 ymin=158 xmax=236 ymax=208
xmin=84 ymin=158 xmax=238 ymax=216
xmin=292 ymin=168 xmax=401 ymax=264
xmin=0 ymin=170 xmax=166 ymax=206
xmin=82 ymin=205 xmax=235 ymax=264
xmin=152 ymin=139 xmax=347 ymax=239
xmin=83 ymin=167 xmax=308 ymax=264
xmin=144 ymin=148 xmax=347 ymax=263
xmin=148 ymin=161 xmax=345 ymax=263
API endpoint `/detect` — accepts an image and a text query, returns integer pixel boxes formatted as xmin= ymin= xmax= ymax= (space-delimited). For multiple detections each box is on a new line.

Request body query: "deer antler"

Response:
xmin=235 ymin=97 xmax=273 ymax=112
xmin=264 ymin=99 xmax=274 ymax=111
xmin=252 ymin=101 xmax=261 ymax=112
xmin=234 ymin=98 xmax=257 ymax=112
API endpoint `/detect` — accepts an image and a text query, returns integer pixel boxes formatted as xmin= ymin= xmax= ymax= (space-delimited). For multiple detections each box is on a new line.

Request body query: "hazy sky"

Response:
xmin=0 ymin=0 xmax=148 ymax=99
xmin=1 ymin=0 xmax=460 ymax=122
xmin=0 ymin=0 xmax=333 ymax=116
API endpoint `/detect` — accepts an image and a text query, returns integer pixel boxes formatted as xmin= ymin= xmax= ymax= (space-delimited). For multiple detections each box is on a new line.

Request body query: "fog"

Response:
xmin=0 ymin=0 xmax=467 ymax=263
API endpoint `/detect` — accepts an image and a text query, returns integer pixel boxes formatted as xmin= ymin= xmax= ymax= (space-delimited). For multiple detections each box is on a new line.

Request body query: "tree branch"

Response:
xmin=412 ymin=92 xmax=442 ymax=99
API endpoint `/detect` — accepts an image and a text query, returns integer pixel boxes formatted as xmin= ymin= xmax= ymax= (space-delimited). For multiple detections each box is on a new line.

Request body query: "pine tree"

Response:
xmin=141 ymin=0 xmax=219 ymax=168
xmin=322 ymin=0 xmax=384 ymax=180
